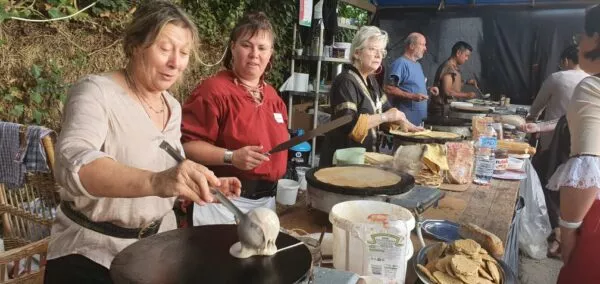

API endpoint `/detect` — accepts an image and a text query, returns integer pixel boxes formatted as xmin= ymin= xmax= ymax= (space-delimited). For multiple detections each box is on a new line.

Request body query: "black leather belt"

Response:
xmin=239 ymin=179 xmax=278 ymax=199
xmin=60 ymin=201 xmax=161 ymax=239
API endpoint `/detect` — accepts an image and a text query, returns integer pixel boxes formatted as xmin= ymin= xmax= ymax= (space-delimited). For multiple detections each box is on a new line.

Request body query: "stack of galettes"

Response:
xmin=417 ymin=239 xmax=503 ymax=284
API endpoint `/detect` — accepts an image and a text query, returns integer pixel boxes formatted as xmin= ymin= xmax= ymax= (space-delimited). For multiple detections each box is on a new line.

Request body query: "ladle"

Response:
xmin=159 ymin=141 xmax=265 ymax=249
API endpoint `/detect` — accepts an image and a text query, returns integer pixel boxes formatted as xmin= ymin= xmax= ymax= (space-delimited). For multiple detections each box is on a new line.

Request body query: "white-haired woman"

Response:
xmin=319 ymin=26 xmax=421 ymax=167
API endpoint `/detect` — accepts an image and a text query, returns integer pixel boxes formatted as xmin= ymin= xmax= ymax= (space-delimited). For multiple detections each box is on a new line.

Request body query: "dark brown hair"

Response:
xmin=584 ymin=4 xmax=600 ymax=61
xmin=123 ymin=0 xmax=200 ymax=62
xmin=223 ymin=12 xmax=276 ymax=70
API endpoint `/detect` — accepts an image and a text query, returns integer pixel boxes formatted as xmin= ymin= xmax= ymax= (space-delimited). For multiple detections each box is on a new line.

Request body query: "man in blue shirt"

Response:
xmin=384 ymin=33 xmax=438 ymax=125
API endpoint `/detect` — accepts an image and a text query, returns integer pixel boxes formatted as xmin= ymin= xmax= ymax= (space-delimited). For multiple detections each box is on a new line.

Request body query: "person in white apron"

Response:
xmin=180 ymin=12 xmax=288 ymax=225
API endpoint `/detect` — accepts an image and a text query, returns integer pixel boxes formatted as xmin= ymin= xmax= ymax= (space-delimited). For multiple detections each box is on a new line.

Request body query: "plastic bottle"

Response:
xmin=289 ymin=129 xmax=312 ymax=167
xmin=473 ymin=124 xmax=498 ymax=185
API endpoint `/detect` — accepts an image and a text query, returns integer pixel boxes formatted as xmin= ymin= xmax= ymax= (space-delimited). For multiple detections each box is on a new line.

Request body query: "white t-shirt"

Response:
xmin=530 ymin=69 xmax=589 ymax=150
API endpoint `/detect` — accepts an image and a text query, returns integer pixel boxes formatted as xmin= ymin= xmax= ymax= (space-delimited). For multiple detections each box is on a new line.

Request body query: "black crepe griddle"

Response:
xmin=305 ymin=165 xmax=414 ymax=197
xmin=110 ymin=225 xmax=312 ymax=284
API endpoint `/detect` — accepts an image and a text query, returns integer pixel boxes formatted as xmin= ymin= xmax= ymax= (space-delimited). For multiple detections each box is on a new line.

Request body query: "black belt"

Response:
xmin=60 ymin=201 xmax=162 ymax=239
xmin=239 ymin=179 xmax=278 ymax=199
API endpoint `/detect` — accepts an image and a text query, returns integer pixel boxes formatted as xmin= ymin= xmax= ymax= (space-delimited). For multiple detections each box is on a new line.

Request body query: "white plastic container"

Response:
xmin=329 ymin=200 xmax=415 ymax=283
xmin=333 ymin=42 xmax=352 ymax=59
xmin=276 ymin=179 xmax=300 ymax=205
xmin=295 ymin=166 xmax=311 ymax=191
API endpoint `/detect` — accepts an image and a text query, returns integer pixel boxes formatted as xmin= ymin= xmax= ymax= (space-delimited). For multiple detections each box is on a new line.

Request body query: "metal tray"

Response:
xmin=414 ymin=244 xmax=517 ymax=284
xmin=421 ymin=219 xmax=461 ymax=242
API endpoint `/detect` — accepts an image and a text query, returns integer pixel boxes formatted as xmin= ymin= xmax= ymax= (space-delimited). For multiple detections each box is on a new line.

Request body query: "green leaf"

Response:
xmin=48 ymin=7 xmax=64 ymax=19
xmin=31 ymin=65 xmax=42 ymax=79
xmin=31 ymin=92 xmax=42 ymax=104
xmin=10 ymin=105 xmax=24 ymax=117
xmin=32 ymin=110 xmax=42 ymax=124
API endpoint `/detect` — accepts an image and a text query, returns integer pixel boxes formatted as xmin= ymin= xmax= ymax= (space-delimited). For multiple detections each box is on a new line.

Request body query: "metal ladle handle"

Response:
xmin=159 ymin=141 xmax=245 ymax=221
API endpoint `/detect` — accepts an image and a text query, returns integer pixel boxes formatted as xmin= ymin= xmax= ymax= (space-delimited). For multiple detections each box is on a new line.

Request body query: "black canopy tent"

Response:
xmin=369 ymin=0 xmax=595 ymax=104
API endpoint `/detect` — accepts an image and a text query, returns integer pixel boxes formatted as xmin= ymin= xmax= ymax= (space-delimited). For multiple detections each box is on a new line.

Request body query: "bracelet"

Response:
xmin=559 ymin=217 xmax=583 ymax=229
xmin=223 ymin=149 xmax=234 ymax=165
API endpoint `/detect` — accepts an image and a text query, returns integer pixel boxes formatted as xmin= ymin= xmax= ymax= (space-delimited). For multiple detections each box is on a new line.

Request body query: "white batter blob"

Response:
xmin=229 ymin=207 xmax=280 ymax=258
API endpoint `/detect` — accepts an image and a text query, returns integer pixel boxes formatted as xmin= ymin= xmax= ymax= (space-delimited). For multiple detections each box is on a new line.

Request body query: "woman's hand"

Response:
xmin=150 ymin=160 xmax=221 ymax=205
xmin=521 ymin=122 xmax=540 ymax=134
xmin=405 ymin=123 xmax=424 ymax=132
xmin=214 ymin=177 xmax=242 ymax=198
xmin=232 ymin=146 xmax=270 ymax=170
xmin=560 ymin=228 xmax=578 ymax=264
xmin=384 ymin=108 xmax=408 ymax=123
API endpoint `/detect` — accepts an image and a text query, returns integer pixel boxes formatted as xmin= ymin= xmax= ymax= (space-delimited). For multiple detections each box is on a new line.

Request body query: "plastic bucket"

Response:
xmin=276 ymin=179 xmax=300 ymax=205
xmin=329 ymin=200 xmax=415 ymax=283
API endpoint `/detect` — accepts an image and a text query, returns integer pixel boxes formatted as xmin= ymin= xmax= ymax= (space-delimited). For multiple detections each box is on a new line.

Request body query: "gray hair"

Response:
xmin=404 ymin=33 xmax=422 ymax=48
xmin=350 ymin=26 xmax=389 ymax=64
xmin=123 ymin=0 xmax=200 ymax=62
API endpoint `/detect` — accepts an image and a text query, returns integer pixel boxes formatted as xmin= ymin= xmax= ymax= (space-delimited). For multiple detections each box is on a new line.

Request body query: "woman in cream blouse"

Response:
xmin=547 ymin=4 xmax=600 ymax=283
xmin=45 ymin=1 xmax=241 ymax=283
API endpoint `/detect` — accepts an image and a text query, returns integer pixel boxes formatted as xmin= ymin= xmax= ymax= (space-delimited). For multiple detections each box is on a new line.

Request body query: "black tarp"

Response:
xmin=374 ymin=4 xmax=589 ymax=104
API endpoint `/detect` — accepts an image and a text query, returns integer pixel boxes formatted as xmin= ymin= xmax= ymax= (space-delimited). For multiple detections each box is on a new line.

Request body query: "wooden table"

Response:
xmin=277 ymin=179 xmax=521 ymax=283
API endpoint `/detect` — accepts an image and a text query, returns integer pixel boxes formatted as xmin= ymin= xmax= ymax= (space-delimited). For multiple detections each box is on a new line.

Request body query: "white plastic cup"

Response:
xmin=276 ymin=179 xmax=300 ymax=205
xmin=295 ymin=167 xmax=311 ymax=191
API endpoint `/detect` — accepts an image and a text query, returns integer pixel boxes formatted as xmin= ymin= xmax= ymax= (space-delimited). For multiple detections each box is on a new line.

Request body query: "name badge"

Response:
xmin=274 ymin=113 xmax=284 ymax=124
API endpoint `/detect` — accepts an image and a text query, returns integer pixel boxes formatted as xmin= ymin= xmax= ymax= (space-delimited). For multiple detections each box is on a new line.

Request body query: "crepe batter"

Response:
xmin=229 ymin=208 xmax=280 ymax=258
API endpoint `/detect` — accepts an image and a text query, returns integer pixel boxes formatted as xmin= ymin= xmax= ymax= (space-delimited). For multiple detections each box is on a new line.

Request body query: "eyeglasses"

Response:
xmin=364 ymin=47 xmax=388 ymax=58
xmin=573 ymin=34 xmax=582 ymax=45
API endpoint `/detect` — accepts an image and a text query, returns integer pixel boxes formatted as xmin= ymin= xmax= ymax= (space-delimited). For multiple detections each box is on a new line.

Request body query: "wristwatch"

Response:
xmin=223 ymin=149 xmax=234 ymax=165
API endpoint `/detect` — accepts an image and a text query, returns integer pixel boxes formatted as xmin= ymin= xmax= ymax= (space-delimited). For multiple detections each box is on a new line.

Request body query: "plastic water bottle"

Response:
xmin=473 ymin=124 xmax=497 ymax=185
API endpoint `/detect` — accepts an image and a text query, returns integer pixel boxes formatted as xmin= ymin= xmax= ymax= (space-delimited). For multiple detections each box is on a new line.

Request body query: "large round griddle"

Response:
xmin=306 ymin=165 xmax=414 ymax=196
xmin=110 ymin=225 xmax=312 ymax=284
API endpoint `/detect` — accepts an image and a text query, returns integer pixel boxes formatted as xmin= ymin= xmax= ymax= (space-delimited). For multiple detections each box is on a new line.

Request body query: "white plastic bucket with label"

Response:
xmin=329 ymin=200 xmax=415 ymax=283
xmin=276 ymin=179 xmax=300 ymax=205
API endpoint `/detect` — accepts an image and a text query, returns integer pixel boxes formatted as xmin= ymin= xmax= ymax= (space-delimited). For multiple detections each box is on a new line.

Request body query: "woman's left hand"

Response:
xmin=405 ymin=123 xmax=424 ymax=132
xmin=214 ymin=177 xmax=242 ymax=198
xmin=560 ymin=228 xmax=578 ymax=264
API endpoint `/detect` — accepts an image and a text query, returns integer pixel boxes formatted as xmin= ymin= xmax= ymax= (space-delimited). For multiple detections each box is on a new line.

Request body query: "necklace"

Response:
xmin=233 ymin=71 xmax=263 ymax=103
xmin=124 ymin=68 xmax=166 ymax=113
xmin=124 ymin=68 xmax=167 ymax=130
xmin=136 ymin=91 xmax=166 ymax=114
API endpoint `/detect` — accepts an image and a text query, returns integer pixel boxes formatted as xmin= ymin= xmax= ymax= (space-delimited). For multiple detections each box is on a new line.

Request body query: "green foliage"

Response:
xmin=182 ymin=0 xmax=296 ymax=87
xmin=90 ymin=0 xmax=131 ymax=17
xmin=0 ymin=61 xmax=69 ymax=126
xmin=0 ymin=0 xmax=133 ymax=23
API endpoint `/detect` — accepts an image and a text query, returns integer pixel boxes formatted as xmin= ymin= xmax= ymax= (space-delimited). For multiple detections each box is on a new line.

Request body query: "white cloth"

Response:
xmin=48 ymin=74 xmax=181 ymax=268
xmin=193 ymin=196 xmax=276 ymax=226
xmin=567 ymin=76 xmax=600 ymax=156
xmin=529 ymin=69 xmax=589 ymax=150
xmin=547 ymin=156 xmax=600 ymax=199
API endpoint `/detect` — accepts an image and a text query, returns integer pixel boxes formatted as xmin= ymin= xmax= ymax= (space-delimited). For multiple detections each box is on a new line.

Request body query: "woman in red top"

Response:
xmin=181 ymin=12 xmax=288 ymax=225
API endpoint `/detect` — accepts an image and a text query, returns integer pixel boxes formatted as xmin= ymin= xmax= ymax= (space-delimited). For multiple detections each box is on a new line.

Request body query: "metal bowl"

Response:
xmin=414 ymin=244 xmax=517 ymax=284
